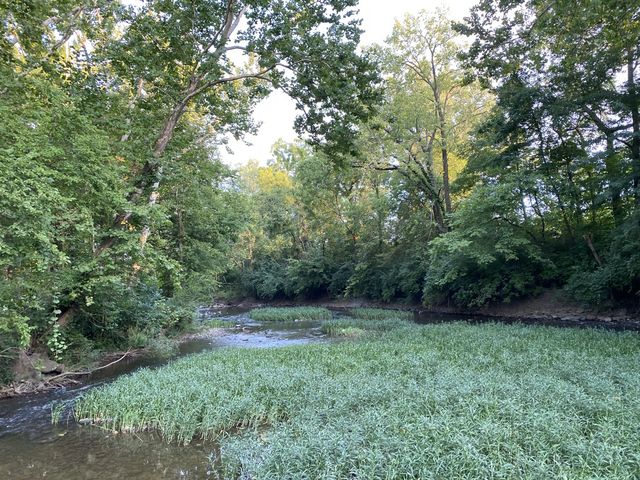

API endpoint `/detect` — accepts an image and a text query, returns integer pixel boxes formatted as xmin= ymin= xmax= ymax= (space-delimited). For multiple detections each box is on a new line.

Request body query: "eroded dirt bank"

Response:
xmin=211 ymin=290 xmax=639 ymax=330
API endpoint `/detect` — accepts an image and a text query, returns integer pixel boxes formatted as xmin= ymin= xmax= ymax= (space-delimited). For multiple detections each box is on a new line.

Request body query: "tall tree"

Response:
xmin=385 ymin=10 xmax=485 ymax=215
xmin=358 ymin=11 xmax=491 ymax=232
xmin=445 ymin=0 xmax=640 ymax=305
xmin=50 ymin=0 xmax=381 ymax=325
xmin=457 ymin=0 xmax=640 ymax=215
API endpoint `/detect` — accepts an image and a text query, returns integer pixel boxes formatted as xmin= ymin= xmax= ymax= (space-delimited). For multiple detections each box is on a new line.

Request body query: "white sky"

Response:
xmin=220 ymin=0 xmax=477 ymax=167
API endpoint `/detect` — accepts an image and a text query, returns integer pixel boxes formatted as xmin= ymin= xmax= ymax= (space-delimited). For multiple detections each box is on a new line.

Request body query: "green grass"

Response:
xmin=320 ymin=318 xmax=411 ymax=337
xmin=202 ymin=318 xmax=231 ymax=328
xmin=249 ymin=307 xmax=332 ymax=322
xmin=349 ymin=307 xmax=413 ymax=320
xmin=74 ymin=323 xmax=640 ymax=479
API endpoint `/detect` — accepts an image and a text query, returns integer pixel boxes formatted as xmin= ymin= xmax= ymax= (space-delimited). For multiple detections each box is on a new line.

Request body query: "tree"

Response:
xmin=457 ymin=0 xmax=640 ymax=213
xmin=385 ymin=10 xmax=490 ymax=215
xmin=45 ymin=0 xmax=381 ymax=325
xmin=450 ymin=0 xmax=640 ymax=305
xmin=358 ymin=11 xmax=491 ymax=233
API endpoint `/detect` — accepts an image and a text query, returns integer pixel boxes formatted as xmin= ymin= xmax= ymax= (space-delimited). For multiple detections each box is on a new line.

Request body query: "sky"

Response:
xmin=220 ymin=0 xmax=478 ymax=167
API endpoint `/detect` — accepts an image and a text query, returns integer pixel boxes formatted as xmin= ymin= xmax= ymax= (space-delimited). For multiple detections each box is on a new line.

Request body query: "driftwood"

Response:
xmin=0 ymin=349 xmax=134 ymax=399
xmin=47 ymin=349 xmax=134 ymax=382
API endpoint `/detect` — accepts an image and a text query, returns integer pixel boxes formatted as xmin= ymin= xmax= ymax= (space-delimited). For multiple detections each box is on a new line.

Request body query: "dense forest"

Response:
xmin=2 ymin=0 xmax=639 ymax=379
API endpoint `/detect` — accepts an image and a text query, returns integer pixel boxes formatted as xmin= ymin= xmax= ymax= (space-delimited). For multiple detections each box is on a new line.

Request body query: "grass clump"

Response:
xmin=320 ymin=318 xmax=410 ymax=337
xmin=202 ymin=318 xmax=231 ymax=329
xmin=349 ymin=307 xmax=413 ymax=320
xmin=75 ymin=323 xmax=640 ymax=479
xmin=249 ymin=307 xmax=332 ymax=322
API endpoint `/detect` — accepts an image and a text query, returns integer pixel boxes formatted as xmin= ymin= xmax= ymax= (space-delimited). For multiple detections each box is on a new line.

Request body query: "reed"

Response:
xmin=320 ymin=318 xmax=410 ymax=336
xmin=74 ymin=322 xmax=640 ymax=479
xmin=349 ymin=307 xmax=413 ymax=320
xmin=249 ymin=307 xmax=332 ymax=322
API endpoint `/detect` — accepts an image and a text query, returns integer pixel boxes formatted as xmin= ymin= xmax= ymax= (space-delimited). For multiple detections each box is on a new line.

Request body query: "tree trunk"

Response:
xmin=583 ymin=234 xmax=603 ymax=267
xmin=56 ymin=77 xmax=200 ymax=327
xmin=54 ymin=1 xmax=251 ymax=328
xmin=437 ymin=105 xmax=452 ymax=214
xmin=432 ymin=199 xmax=447 ymax=234
xmin=628 ymin=52 xmax=640 ymax=203
xmin=604 ymin=132 xmax=624 ymax=224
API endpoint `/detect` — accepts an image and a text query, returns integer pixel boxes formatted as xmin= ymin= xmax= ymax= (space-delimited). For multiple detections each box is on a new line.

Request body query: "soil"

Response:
xmin=0 ymin=349 xmax=144 ymax=400
xmin=214 ymin=289 xmax=640 ymax=328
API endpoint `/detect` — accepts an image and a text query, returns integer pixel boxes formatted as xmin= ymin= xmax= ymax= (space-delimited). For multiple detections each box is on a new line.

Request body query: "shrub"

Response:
xmin=423 ymin=184 xmax=557 ymax=307
xmin=566 ymin=213 xmax=640 ymax=307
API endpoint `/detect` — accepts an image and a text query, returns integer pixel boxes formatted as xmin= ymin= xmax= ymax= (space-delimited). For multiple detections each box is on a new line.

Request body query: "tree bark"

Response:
xmin=628 ymin=52 xmax=640 ymax=203
xmin=604 ymin=132 xmax=624 ymax=224
xmin=583 ymin=234 xmax=603 ymax=267
xmin=437 ymin=104 xmax=452 ymax=214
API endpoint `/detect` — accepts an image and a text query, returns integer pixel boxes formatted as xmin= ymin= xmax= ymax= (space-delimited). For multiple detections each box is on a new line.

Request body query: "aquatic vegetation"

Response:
xmin=349 ymin=307 xmax=413 ymax=320
xmin=249 ymin=307 xmax=332 ymax=322
xmin=50 ymin=402 xmax=65 ymax=424
xmin=75 ymin=323 xmax=640 ymax=478
xmin=202 ymin=318 xmax=231 ymax=329
xmin=320 ymin=318 xmax=410 ymax=337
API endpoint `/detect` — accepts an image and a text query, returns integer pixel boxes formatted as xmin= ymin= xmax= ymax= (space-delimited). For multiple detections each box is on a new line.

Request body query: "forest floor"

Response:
xmin=74 ymin=318 xmax=640 ymax=479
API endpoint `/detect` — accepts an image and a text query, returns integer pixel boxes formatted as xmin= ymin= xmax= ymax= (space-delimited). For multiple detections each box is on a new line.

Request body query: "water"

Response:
xmin=0 ymin=308 xmax=325 ymax=480
xmin=1 ymin=306 xmax=635 ymax=479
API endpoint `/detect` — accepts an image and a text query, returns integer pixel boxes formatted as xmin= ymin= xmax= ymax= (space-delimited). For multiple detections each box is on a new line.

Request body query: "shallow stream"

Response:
xmin=0 ymin=308 xmax=326 ymax=479
xmin=1 ymin=307 xmax=636 ymax=479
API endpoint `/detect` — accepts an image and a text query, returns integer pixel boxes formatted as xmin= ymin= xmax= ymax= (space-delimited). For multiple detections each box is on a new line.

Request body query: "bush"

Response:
xmin=243 ymin=260 xmax=291 ymax=300
xmin=566 ymin=213 xmax=640 ymax=307
xmin=423 ymin=185 xmax=557 ymax=307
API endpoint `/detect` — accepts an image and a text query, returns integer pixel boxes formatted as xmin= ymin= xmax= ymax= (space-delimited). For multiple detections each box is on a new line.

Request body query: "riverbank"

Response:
xmin=4 ymin=296 xmax=638 ymax=400
xmin=0 ymin=349 xmax=145 ymax=399
xmin=0 ymin=324 xmax=229 ymax=399
xmin=211 ymin=289 xmax=640 ymax=329
xmin=0 ymin=312 xmax=329 ymax=479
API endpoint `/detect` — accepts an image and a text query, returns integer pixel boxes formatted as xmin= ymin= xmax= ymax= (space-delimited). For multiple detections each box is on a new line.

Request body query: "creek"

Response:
xmin=1 ymin=307 xmax=635 ymax=479
xmin=0 ymin=308 xmax=326 ymax=480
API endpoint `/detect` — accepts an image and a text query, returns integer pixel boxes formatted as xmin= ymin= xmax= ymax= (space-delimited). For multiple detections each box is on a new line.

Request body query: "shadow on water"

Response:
xmin=412 ymin=310 xmax=640 ymax=331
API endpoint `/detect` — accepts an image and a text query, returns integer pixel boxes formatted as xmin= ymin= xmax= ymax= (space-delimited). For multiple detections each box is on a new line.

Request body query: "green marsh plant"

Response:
xmin=75 ymin=322 xmax=640 ymax=479
xmin=249 ymin=307 xmax=332 ymax=322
